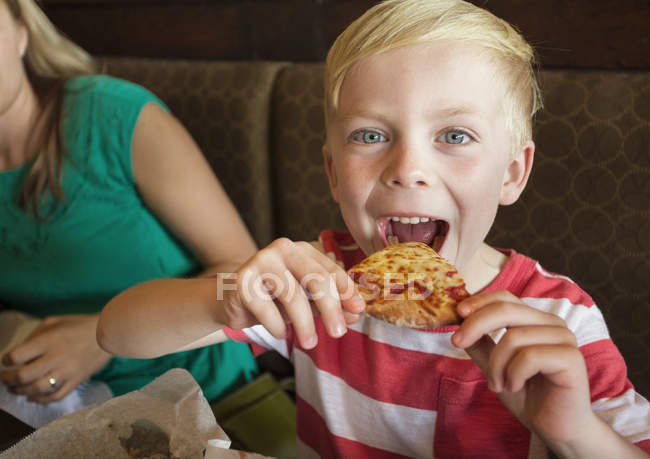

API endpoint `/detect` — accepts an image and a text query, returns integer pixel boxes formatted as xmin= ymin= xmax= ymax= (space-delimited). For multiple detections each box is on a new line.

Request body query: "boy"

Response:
xmin=98 ymin=0 xmax=650 ymax=457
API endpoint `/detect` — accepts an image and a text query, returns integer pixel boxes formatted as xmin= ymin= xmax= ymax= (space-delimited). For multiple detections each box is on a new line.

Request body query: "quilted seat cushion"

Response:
xmin=271 ymin=63 xmax=345 ymax=241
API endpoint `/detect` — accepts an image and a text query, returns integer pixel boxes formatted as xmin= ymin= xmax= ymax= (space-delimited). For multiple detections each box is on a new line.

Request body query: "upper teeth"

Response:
xmin=390 ymin=216 xmax=430 ymax=224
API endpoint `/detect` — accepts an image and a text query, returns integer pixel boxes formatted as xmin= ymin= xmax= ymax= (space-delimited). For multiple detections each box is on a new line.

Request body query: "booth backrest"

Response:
xmin=103 ymin=57 xmax=650 ymax=397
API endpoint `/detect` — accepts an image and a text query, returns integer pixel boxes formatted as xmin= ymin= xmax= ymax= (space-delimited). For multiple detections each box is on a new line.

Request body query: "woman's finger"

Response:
xmin=11 ymin=370 xmax=63 ymax=397
xmin=29 ymin=378 xmax=76 ymax=404
xmin=1 ymin=336 xmax=46 ymax=368
xmin=0 ymin=358 xmax=51 ymax=387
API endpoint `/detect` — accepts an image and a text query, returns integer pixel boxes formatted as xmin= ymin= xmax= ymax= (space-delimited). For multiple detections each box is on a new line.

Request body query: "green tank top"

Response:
xmin=0 ymin=75 xmax=257 ymax=400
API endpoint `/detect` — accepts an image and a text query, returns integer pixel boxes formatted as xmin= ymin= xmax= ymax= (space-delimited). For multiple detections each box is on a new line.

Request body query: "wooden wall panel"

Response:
xmin=42 ymin=0 xmax=650 ymax=69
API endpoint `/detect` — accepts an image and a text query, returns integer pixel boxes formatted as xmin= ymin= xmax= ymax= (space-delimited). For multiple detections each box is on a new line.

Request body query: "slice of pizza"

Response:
xmin=347 ymin=242 xmax=469 ymax=329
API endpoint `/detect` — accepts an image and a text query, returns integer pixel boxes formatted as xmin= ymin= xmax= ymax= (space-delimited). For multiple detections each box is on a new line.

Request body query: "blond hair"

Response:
xmin=324 ymin=0 xmax=543 ymax=154
xmin=6 ymin=0 xmax=96 ymax=216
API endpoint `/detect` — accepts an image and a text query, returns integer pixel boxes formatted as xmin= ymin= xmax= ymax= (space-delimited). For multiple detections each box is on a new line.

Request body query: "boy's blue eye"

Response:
xmin=443 ymin=131 xmax=468 ymax=144
xmin=351 ymin=130 xmax=387 ymax=144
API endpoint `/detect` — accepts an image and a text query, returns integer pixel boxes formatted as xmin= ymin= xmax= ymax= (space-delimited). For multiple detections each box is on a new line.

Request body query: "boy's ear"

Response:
xmin=322 ymin=145 xmax=340 ymax=203
xmin=499 ymin=140 xmax=535 ymax=205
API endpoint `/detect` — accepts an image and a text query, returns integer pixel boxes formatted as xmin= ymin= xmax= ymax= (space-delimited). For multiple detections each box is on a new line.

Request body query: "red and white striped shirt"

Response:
xmin=225 ymin=230 xmax=650 ymax=458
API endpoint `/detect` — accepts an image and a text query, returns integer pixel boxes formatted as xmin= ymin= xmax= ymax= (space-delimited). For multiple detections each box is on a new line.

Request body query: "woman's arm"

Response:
xmin=131 ymin=102 xmax=257 ymax=274
xmin=97 ymin=103 xmax=256 ymax=358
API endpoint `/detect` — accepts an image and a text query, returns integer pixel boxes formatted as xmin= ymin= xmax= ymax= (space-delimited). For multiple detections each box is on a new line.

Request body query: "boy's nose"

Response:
xmin=381 ymin=146 xmax=430 ymax=189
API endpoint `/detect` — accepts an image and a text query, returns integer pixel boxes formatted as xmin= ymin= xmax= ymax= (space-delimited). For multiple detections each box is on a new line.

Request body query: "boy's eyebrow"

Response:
xmin=435 ymin=106 xmax=490 ymax=120
xmin=337 ymin=106 xmax=490 ymax=124
xmin=337 ymin=109 xmax=391 ymax=124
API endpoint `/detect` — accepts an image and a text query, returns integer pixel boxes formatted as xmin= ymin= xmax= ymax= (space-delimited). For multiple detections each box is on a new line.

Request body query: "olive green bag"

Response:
xmin=211 ymin=373 xmax=297 ymax=459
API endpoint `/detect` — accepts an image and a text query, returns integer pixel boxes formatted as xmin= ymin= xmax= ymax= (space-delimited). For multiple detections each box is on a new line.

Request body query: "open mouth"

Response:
xmin=377 ymin=216 xmax=449 ymax=252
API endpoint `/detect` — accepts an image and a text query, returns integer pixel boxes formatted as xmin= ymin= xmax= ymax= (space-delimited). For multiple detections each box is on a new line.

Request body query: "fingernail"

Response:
xmin=333 ymin=322 xmax=347 ymax=338
xmin=488 ymin=377 xmax=502 ymax=393
xmin=452 ymin=331 xmax=463 ymax=347
xmin=304 ymin=335 xmax=318 ymax=349
xmin=352 ymin=297 xmax=365 ymax=312
xmin=343 ymin=311 xmax=361 ymax=324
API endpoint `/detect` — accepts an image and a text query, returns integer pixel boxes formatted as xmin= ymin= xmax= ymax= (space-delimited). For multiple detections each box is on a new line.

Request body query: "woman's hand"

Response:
xmin=0 ymin=314 xmax=111 ymax=404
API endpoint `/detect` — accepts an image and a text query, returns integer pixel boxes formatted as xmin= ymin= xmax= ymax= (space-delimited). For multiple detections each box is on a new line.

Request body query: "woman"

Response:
xmin=0 ymin=0 xmax=258 ymax=425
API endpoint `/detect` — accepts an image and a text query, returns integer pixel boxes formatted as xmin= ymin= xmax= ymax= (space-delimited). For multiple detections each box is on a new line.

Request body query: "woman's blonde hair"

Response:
xmin=324 ymin=0 xmax=543 ymax=155
xmin=6 ymin=0 xmax=96 ymax=216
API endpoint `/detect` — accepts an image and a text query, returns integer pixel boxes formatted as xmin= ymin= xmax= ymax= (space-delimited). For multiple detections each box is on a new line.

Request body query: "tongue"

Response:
xmin=391 ymin=221 xmax=438 ymax=246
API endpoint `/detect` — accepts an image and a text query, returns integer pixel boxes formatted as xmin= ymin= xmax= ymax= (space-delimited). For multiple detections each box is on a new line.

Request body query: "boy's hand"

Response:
xmin=451 ymin=290 xmax=598 ymax=449
xmin=216 ymin=238 xmax=366 ymax=349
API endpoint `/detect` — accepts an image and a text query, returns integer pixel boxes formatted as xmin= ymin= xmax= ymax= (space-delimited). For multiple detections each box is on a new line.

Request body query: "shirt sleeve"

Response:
xmin=63 ymin=75 xmax=170 ymax=187
xmin=581 ymin=338 xmax=650 ymax=452
xmin=224 ymin=325 xmax=294 ymax=361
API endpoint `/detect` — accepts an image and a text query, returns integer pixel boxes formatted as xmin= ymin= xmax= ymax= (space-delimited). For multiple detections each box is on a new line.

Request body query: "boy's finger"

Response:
xmin=309 ymin=303 xmax=362 ymax=324
xmin=300 ymin=272 xmax=348 ymax=339
xmin=457 ymin=290 xmax=519 ymax=317
xmin=284 ymin=253 xmax=349 ymax=340
xmin=334 ymin=273 xmax=365 ymax=314
xmin=267 ymin=272 xmax=319 ymax=349
xmin=454 ymin=301 xmax=565 ymax=348
xmin=504 ymin=345 xmax=586 ymax=393
xmin=488 ymin=325 xmax=577 ymax=392
xmin=343 ymin=311 xmax=363 ymax=325
xmin=239 ymin=271 xmax=289 ymax=340
xmin=462 ymin=334 xmax=496 ymax=378
xmin=300 ymin=243 xmax=365 ymax=313
xmin=308 ymin=302 xmax=362 ymax=325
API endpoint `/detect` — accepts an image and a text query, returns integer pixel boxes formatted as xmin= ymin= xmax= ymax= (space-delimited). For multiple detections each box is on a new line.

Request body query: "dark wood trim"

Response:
xmin=41 ymin=0 xmax=650 ymax=69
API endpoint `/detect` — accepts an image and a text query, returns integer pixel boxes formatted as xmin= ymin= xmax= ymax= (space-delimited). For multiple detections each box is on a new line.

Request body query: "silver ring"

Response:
xmin=46 ymin=372 xmax=57 ymax=388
